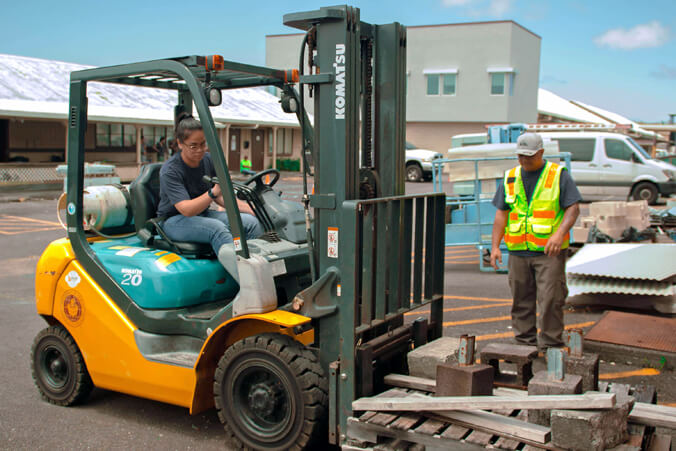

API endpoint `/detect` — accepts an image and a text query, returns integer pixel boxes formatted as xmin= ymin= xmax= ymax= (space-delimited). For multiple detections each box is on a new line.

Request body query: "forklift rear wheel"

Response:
xmin=31 ymin=325 xmax=93 ymax=406
xmin=214 ymin=333 xmax=327 ymax=451
xmin=406 ymin=164 xmax=423 ymax=182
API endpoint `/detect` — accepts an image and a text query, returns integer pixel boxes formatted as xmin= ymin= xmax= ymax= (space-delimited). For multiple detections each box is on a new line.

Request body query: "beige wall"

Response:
xmin=407 ymin=121 xmax=490 ymax=154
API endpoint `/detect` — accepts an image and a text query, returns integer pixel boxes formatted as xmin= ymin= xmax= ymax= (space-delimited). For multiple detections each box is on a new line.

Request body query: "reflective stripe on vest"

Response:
xmin=503 ymin=161 xmax=569 ymax=252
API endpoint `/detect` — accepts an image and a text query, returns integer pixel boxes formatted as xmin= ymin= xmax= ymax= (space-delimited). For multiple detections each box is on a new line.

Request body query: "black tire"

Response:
xmin=31 ymin=325 xmax=93 ymax=406
xmin=214 ymin=333 xmax=328 ymax=451
xmin=632 ymin=181 xmax=659 ymax=204
xmin=406 ymin=164 xmax=423 ymax=182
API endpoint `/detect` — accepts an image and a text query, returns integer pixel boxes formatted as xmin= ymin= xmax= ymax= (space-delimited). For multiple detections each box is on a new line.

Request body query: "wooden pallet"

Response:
xmin=346 ymin=389 xmax=562 ymax=450
xmin=346 ymin=381 xmax=666 ymax=450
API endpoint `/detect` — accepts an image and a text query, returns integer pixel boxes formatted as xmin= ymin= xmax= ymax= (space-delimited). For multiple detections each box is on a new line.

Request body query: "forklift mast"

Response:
xmin=285 ymin=6 xmax=446 ymax=444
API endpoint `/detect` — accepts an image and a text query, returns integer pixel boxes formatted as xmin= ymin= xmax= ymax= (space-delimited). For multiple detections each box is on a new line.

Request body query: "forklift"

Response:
xmin=31 ymin=6 xmax=445 ymax=450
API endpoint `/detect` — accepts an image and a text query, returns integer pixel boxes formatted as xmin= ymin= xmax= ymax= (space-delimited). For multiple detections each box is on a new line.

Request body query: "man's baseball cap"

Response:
xmin=516 ymin=133 xmax=543 ymax=156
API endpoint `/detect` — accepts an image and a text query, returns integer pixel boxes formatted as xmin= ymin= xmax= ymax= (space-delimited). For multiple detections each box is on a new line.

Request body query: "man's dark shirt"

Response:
xmin=492 ymin=161 xmax=582 ymax=257
xmin=157 ymin=152 xmax=216 ymax=218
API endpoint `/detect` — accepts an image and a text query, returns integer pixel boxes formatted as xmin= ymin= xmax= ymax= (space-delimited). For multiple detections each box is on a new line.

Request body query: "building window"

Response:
xmin=491 ymin=73 xmax=505 ymax=95
xmin=426 ymin=74 xmax=440 ymax=95
xmin=425 ymin=69 xmax=458 ymax=96
xmin=442 ymin=74 xmax=456 ymax=95
xmin=276 ymin=129 xmax=293 ymax=156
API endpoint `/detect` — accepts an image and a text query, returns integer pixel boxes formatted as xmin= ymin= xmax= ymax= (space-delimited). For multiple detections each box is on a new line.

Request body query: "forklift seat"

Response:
xmin=129 ymin=163 xmax=215 ymax=258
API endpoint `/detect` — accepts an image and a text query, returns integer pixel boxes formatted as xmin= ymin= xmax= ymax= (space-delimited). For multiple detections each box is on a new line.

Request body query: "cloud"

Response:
xmin=594 ymin=21 xmax=670 ymax=50
xmin=650 ymin=64 xmax=676 ymax=80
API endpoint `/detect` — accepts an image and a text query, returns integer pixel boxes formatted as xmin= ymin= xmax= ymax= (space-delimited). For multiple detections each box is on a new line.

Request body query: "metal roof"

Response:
xmin=0 ymin=53 xmax=299 ymax=127
xmin=567 ymin=275 xmax=675 ymax=297
xmin=566 ymin=243 xmax=676 ymax=281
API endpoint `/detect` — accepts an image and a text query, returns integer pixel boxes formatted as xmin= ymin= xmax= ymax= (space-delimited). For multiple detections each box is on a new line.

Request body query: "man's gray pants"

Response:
xmin=507 ymin=252 xmax=568 ymax=349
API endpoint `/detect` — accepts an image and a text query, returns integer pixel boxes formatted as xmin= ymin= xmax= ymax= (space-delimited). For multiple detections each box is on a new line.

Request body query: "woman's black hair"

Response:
xmin=174 ymin=112 xmax=202 ymax=143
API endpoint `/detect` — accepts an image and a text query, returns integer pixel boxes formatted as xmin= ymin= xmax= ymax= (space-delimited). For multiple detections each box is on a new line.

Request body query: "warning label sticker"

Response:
xmin=233 ymin=237 xmax=242 ymax=251
xmin=327 ymin=227 xmax=338 ymax=259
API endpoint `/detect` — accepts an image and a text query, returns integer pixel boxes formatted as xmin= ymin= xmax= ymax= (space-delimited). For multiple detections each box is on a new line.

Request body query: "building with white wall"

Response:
xmin=266 ymin=20 xmax=541 ymax=153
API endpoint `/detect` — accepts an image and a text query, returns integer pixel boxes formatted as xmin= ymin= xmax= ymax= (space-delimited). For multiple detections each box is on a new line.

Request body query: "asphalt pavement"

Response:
xmin=0 ymin=176 xmax=674 ymax=449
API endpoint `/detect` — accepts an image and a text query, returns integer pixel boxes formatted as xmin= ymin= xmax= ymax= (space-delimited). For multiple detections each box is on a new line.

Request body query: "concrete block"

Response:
xmin=626 ymin=200 xmax=650 ymax=231
xmin=407 ymin=336 xmax=461 ymax=380
xmin=480 ymin=343 xmax=538 ymax=389
xmin=550 ymin=393 xmax=635 ymax=451
xmin=527 ymin=370 xmax=582 ymax=426
xmin=590 ymin=201 xmax=627 ymax=217
xmin=435 ymin=363 xmax=494 ymax=397
xmin=572 ymin=226 xmax=590 ymax=243
xmin=565 ymin=353 xmax=600 ymax=393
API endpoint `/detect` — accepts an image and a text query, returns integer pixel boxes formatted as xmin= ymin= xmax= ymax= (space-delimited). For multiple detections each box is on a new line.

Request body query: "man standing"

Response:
xmin=490 ymin=133 xmax=581 ymax=351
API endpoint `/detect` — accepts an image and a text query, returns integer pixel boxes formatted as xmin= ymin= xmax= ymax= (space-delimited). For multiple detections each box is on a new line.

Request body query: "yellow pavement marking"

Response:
xmin=599 ymin=368 xmax=660 ymax=380
xmin=474 ymin=321 xmax=597 ymax=341
xmin=1 ymin=215 xmax=60 ymax=226
xmin=444 ymin=315 xmax=512 ymax=327
xmin=0 ymin=214 xmax=62 ymax=235
xmin=445 ymin=294 xmax=512 ymax=303
xmin=660 ymin=402 xmax=676 ymax=407
xmin=446 ymin=261 xmax=480 ymax=265
xmin=404 ymin=302 xmax=512 ymax=316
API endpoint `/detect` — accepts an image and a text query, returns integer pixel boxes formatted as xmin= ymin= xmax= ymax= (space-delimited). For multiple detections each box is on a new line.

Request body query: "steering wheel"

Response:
xmin=244 ymin=168 xmax=281 ymax=189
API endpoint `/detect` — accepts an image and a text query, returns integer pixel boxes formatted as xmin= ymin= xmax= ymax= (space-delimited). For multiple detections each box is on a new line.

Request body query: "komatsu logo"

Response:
xmin=334 ymin=44 xmax=346 ymax=119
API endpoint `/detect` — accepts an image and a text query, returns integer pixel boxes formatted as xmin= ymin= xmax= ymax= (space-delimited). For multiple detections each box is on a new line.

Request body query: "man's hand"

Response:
xmin=210 ymin=183 xmax=222 ymax=198
xmin=544 ymin=232 xmax=564 ymax=257
xmin=490 ymin=247 xmax=503 ymax=270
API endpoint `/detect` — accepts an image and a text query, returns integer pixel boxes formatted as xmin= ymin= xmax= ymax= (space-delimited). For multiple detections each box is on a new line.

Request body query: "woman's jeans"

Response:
xmin=162 ymin=210 xmax=263 ymax=253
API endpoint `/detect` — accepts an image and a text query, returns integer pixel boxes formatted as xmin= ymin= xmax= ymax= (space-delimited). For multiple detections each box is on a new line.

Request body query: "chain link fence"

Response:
xmin=0 ymin=164 xmax=61 ymax=186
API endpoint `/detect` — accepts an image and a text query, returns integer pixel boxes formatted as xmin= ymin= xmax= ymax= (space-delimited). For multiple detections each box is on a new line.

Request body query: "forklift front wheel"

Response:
xmin=31 ymin=325 xmax=93 ymax=406
xmin=214 ymin=333 xmax=327 ymax=451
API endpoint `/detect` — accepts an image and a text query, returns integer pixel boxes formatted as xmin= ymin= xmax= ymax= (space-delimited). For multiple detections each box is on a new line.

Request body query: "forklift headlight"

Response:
xmin=663 ymin=169 xmax=675 ymax=180
xmin=206 ymin=86 xmax=222 ymax=106
xmin=280 ymin=93 xmax=298 ymax=113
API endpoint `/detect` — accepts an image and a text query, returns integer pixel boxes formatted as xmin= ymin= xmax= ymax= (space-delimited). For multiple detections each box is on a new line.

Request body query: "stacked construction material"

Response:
xmin=572 ymin=201 xmax=650 ymax=243
xmin=566 ymin=243 xmax=676 ymax=314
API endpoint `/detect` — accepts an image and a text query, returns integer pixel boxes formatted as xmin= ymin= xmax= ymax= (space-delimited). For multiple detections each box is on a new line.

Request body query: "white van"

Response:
xmin=539 ymin=132 xmax=676 ymax=204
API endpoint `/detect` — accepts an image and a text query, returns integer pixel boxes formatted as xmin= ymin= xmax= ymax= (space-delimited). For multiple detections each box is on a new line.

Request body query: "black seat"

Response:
xmin=129 ymin=163 xmax=214 ymax=258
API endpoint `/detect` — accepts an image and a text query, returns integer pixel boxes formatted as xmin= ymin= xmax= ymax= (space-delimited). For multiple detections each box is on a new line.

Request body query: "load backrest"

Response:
xmin=129 ymin=163 xmax=163 ymax=233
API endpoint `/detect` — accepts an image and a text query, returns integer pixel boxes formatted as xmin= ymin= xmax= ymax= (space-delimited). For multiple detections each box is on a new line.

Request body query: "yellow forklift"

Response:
xmin=31 ymin=6 xmax=445 ymax=449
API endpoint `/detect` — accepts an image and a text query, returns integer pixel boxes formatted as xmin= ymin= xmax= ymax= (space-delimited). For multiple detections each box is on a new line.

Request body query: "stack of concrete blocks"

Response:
xmin=550 ymin=392 xmax=636 ymax=451
xmin=573 ymin=200 xmax=650 ymax=242
xmin=407 ymin=336 xmax=461 ymax=380
xmin=435 ymin=336 xmax=494 ymax=397
xmin=527 ymin=348 xmax=583 ymax=427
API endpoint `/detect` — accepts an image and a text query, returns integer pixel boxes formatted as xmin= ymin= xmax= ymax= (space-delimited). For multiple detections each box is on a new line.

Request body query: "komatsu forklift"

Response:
xmin=31 ymin=6 xmax=445 ymax=450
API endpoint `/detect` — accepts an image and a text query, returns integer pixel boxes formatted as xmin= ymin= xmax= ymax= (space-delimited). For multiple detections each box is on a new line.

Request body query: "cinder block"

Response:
xmin=565 ymin=353 xmax=599 ymax=392
xmin=572 ymin=226 xmax=590 ymax=243
xmin=435 ymin=363 xmax=494 ymax=397
xmin=407 ymin=336 xmax=461 ymax=379
xmin=527 ymin=370 xmax=582 ymax=426
xmin=626 ymin=200 xmax=650 ymax=231
xmin=590 ymin=201 xmax=627 ymax=217
xmin=551 ymin=393 xmax=635 ymax=451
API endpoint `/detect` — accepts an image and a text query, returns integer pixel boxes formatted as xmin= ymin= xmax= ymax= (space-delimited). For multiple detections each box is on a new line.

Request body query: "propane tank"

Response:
xmin=58 ymin=185 xmax=133 ymax=231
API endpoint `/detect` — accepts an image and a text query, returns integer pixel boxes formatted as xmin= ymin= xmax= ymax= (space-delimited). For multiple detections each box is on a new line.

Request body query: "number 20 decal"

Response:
xmin=121 ymin=273 xmax=142 ymax=286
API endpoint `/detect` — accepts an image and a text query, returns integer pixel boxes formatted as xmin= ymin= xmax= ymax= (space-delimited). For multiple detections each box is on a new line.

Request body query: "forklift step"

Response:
xmin=146 ymin=351 xmax=199 ymax=367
